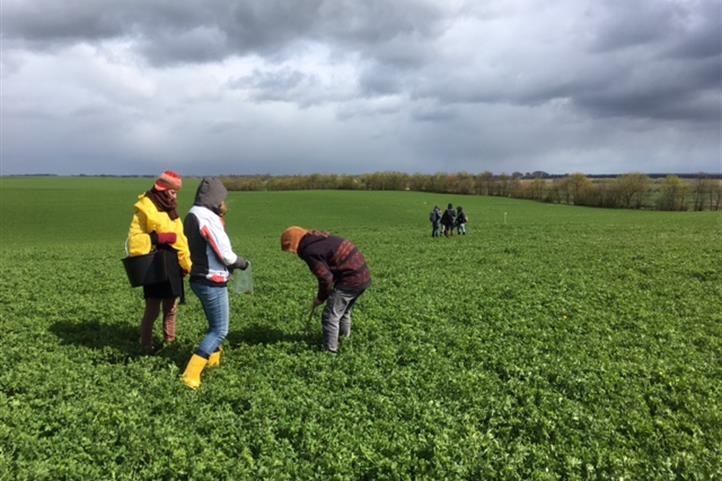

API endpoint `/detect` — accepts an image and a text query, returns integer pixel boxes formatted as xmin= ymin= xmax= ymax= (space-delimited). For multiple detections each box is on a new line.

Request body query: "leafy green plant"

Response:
xmin=0 ymin=177 xmax=720 ymax=480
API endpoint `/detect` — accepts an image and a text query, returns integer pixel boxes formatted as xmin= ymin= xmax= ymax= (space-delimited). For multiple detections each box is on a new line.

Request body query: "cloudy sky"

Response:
xmin=1 ymin=0 xmax=720 ymax=176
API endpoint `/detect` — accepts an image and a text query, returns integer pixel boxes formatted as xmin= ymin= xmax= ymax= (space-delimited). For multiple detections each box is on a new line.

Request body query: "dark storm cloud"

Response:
xmin=2 ymin=0 xmax=720 ymax=176
xmin=572 ymin=56 xmax=721 ymax=121
xmin=3 ymin=0 xmax=443 ymax=64
xmin=666 ymin=2 xmax=722 ymax=59
xmin=576 ymin=1 xmax=721 ymax=121
xmin=587 ymin=0 xmax=684 ymax=52
xmin=228 ymin=68 xmax=320 ymax=104
xmin=399 ymin=3 xmax=721 ymax=124
xmin=590 ymin=0 xmax=722 ymax=58
xmin=3 ymin=1 xmax=310 ymax=62
xmin=6 ymin=1 xmax=718 ymax=121
xmin=139 ymin=26 xmax=231 ymax=65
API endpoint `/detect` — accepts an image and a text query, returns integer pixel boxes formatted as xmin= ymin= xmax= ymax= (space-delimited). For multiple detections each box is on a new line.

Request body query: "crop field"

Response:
xmin=0 ymin=176 xmax=720 ymax=481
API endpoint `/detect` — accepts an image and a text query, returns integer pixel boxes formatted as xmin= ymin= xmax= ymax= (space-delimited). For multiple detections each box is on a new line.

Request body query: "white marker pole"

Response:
xmin=504 ymin=212 xmax=508 ymax=225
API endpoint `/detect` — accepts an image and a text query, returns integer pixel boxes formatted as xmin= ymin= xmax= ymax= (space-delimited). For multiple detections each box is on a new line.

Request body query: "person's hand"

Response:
xmin=157 ymin=232 xmax=177 ymax=244
xmin=231 ymin=257 xmax=249 ymax=271
xmin=151 ymin=231 xmax=177 ymax=245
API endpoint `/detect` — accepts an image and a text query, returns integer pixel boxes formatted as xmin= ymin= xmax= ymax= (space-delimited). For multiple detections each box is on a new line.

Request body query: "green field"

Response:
xmin=1 ymin=177 xmax=720 ymax=480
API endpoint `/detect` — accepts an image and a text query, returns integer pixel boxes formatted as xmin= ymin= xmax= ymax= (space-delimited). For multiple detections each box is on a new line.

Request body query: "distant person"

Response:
xmin=181 ymin=177 xmax=249 ymax=389
xmin=441 ymin=203 xmax=456 ymax=237
xmin=456 ymin=206 xmax=468 ymax=235
xmin=280 ymin=226 xmax=371 ymax=354
xmin=429 ymin=205 xmax=442 ymax=238
xmin=126 ymin=171 xmax=192 ymax=352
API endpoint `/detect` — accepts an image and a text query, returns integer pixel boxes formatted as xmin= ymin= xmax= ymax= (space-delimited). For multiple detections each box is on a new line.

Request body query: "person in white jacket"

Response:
xmin=180 ymin=177 xmax=249 ymax=389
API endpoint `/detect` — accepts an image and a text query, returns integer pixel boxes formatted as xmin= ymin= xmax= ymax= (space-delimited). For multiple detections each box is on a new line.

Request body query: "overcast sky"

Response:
xmin=1 ymin=0 xmax=720 ymax=176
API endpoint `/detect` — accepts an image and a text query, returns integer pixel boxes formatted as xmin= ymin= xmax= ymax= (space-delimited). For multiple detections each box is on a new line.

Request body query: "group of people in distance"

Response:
xmin=429 ymin=203 xmax=469 ymax=238
xmin=126 ymin=171 xmax=371 ymax=390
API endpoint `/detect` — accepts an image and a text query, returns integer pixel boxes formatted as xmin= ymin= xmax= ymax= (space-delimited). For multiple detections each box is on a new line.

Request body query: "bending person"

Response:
xmin=281 ymin=226 xmax=371 ymax=354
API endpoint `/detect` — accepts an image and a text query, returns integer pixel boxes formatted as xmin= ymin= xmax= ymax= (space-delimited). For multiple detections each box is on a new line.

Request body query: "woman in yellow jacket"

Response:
xmin=127 ymin=171 xmax=192 ymax=351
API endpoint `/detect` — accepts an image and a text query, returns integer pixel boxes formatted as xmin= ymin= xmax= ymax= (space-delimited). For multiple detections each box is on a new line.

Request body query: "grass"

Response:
xmin=0 ymin=176 xmax=720 ymax=480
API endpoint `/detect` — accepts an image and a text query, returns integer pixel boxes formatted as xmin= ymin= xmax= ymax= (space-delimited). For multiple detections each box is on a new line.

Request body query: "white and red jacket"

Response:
xmin=184 ymin=205 xmax=240 ymax=285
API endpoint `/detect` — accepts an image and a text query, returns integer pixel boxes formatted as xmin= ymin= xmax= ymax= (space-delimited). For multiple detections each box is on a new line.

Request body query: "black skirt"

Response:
xmin=143 ymin=277 xmax=182 ymax=299
xmin=143 ymin=247 xmax=185 ymax=303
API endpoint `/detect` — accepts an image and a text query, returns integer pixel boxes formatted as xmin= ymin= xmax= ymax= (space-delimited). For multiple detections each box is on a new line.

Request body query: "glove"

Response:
xmin=150 ymin=232 xmax=177 ymax=245
xmin=230 ymin=257 xmax=249 ymax=271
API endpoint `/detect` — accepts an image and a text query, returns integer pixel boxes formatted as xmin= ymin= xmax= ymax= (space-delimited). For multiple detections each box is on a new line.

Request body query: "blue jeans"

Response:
xmin=432 ymin=222 xmax=442 ymax=238
xmin=190 ymin=281 xmax=229 ymax=359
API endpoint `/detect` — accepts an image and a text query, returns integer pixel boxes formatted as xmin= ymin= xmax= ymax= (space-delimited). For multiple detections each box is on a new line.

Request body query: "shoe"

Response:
xmin=207 ymin=347 xmax=223 ymax=368
xmin=181 ymin=354 xmax=208 ymax=390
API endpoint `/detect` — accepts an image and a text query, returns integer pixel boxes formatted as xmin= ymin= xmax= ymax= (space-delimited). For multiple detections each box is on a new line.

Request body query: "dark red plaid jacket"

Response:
xmin=298 ymin=232 xmax=371 ymax=301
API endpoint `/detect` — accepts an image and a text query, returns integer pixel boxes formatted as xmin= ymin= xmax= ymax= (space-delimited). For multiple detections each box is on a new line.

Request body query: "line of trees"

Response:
xmin=221 ymin=172 xmax=722 ymax=211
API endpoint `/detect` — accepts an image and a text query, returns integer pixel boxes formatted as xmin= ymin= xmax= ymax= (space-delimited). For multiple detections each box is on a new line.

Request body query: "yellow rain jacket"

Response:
xmin=127 ymin=194 xmax=192 ymax=273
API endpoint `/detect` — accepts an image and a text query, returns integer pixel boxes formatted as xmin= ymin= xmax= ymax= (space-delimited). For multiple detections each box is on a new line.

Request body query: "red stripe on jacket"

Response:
xmin=201 ymin=225 xmax=225 ymax=262
xmin=299 ymin=234 xmax=371 ymax=301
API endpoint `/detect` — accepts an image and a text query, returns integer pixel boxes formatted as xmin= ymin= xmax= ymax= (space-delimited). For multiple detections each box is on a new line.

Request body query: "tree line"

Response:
xmin=221 ymin=172 xmax=722 ymax=211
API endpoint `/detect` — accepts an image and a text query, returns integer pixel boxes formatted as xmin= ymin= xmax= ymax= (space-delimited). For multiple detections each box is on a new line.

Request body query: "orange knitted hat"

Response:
xmin=154 ymin=170 xmax=182 ymax=191
xmin=280 ymin=226 xmax=308 ymax=254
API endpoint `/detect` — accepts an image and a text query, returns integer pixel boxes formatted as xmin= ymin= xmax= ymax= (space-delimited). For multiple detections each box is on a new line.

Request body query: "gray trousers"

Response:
xmin=321 ymin=288 xmax=365 ymax=353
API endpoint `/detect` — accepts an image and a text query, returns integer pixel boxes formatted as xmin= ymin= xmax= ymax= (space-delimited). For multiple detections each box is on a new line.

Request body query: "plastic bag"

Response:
xmin=231 ymin=263 xmax=253 ymax=294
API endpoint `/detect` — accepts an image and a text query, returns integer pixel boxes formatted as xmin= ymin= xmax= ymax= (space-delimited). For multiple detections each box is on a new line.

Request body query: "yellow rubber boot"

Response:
xmin=207 ymin=347 xmax=223 ymax=368
xmin=181 ymin=354 xmax=207 ymax=390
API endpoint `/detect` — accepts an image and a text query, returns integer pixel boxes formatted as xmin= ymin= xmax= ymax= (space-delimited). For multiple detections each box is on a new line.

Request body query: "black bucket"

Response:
xmin=122 ymin=250 xmax=178 ymax=287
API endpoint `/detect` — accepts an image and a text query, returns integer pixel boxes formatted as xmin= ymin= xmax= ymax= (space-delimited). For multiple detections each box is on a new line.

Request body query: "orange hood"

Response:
xmin=280 ymin=226 xmax=309 ymax=254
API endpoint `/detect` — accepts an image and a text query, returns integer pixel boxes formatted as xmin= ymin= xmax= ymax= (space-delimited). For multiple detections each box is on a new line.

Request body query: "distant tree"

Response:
xmin=712 ymin=182 xmax=722 ymax=211
xmin=475 ymin=171 xmax=494 ymax=195
xmin=215 ymin=170 xmax=713 ymax=213
xmin=614 ymin=173 xmax=650 ymax=209
xmin=361 ymin=172 xmax=390 ymax=190
xmin=544 ymin=182 xmax=561 ymax=203
xmin=574 ymin=181 xmax=601 ymax=207
xmin=559 ymin=173 xmax=592 ymax=205
xmin=445 ymin=173 xmax=460 ymax=193
xmin=656 ymin=176 xmax=688 ymax=211
xmin=338 ymin=175 xmax=356 ymax=190
xmin=307 ymin=173 xmax=322 ymax=189
xmin=529 ymin=178 xmax=546 ymax=200
xmin=692 ymin=176 xmax=717 ymax=211
xmin=430 ymin=173 xmax=451 ymax=193
xmin=456 ymin=172 xmax=475 ymax=194
xmin=408 ymin=174 xmax=431 ymax=192
xmin=511 ymin=179 xmax=526 ymax=198
xmin=222 ymin=175 xmax=267 ymax=191
xmin=385 ymin=172 xmax=408 ymax=191
xmin=509 ymin=176 xmax=522 ymax=197
xmin=594 ymin=181 xmax=621 ymax=208
xmin=494 ymin=174 xmax=512 ymax=197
